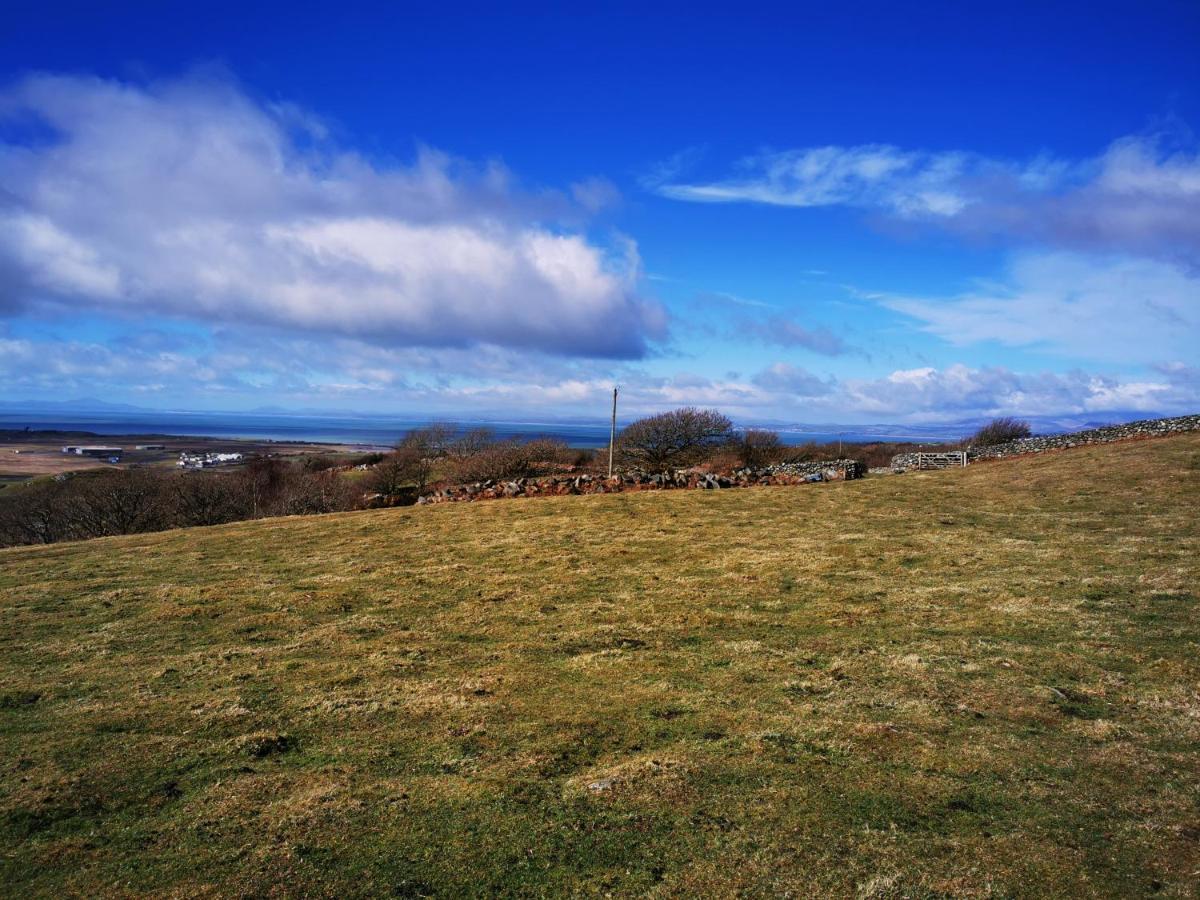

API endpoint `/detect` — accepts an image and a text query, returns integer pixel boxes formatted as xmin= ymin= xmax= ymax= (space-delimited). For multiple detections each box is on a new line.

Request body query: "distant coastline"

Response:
xmin=0 ymin=410 xmax=970 ymax=449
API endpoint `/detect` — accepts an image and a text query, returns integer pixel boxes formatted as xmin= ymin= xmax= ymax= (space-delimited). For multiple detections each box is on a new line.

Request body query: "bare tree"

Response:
xmin=369 ymin=452 xmax=417 ymax=497
xmin=617 ymin=407 xmax=735 ymax=472
xmin=72 ymin=469 xmax=169 ymax=537
xmin=0 ymin=480 xmax=75 ymax=545
xmin=447 ymin=426 xmax=496 ymax=460
xmin=172 ymin=472 xmax=250 ymax=527
xmin=391 ymin=423 xmax=459 ymax=492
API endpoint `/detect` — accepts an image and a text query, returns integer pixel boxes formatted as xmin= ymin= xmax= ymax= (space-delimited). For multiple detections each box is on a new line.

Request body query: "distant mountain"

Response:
xmin=0 ymin=397 xmax=150 ymax=413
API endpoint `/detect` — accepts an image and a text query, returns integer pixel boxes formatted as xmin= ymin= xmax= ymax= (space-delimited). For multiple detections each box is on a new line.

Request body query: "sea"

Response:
xmin=0 ymin=410 xmax=966 ymax=449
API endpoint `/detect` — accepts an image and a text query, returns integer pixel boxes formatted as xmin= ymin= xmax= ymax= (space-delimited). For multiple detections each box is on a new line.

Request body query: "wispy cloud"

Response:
xmin=880 ymin=252 xmax=1199 ymax=364
xmin=651 ymin=134 xmax=1200 ymax=263
xmin=0 ymin=72 xmax=666 ymax=358
xmin=738 ymin=316 xmax=852 ymax=356
xmin=654 ymin=144 xmax=973 ymax=216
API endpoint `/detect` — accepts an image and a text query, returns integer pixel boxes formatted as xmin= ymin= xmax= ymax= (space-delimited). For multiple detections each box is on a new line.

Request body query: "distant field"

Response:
xmin=1 ymin=435 xmax=1197 ymax=896
xmin=0 ymin=431 xmax=367 ymax=480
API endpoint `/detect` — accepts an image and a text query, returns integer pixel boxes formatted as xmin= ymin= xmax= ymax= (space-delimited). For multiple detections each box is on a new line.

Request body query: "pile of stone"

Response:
xmin=416 ymin=459 xmax=865 ymax=505
xmin=890 ymin=413 xmax=1200 ymax=470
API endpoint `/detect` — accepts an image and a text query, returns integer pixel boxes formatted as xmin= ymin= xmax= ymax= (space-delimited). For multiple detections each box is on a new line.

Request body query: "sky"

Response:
xmin=1 ymin=1 xmax=1198 ymax=424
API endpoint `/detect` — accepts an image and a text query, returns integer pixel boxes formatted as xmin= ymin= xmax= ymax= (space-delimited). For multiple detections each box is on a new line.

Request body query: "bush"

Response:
xmin=368 ymin=424 xmax=467 ymax=497
xmin=300 ymin=454 xmax=338 ymax=472
xmin=368 ymin=449 xmax=425 ymax=497
xmin=448 ymin=437 xmax=570 ymax=483
xmin=970 ymin=417 xmax=1032 ymax=447
xmin=617 ymin=407 xmax=735 ymax=472
xmin=736 ymin=429 xmax=783 ymax=468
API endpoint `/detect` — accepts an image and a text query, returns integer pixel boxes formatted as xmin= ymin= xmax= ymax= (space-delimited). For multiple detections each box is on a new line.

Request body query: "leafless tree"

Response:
xmin=172 ymin=472 xmax=250 ymax=527
xmin=447 ymin=426 xmax=496 ymax=460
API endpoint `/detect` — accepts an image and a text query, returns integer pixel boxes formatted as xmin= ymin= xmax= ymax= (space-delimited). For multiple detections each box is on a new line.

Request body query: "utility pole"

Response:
xmin=608 ymin=386 xmax=618 ymax=478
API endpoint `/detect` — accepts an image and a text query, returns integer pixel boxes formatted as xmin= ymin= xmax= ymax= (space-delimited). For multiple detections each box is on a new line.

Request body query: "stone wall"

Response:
xmin=416 ymin=459 xmax=866 ymax=505
xmin=890 ymin=413 xmax=1200 ymax=470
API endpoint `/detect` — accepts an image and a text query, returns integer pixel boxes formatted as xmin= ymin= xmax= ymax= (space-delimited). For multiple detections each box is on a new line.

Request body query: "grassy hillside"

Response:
xmin=2 ymin=435 xmax=1198 ymax=897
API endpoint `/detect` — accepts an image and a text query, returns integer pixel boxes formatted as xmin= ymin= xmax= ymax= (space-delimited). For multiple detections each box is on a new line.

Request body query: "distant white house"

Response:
xmin=178 ymin=451 xmax=243 ymax=469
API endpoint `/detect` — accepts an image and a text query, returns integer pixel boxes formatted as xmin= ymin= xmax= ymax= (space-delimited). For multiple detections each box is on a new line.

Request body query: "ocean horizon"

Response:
xmin=0 ymin=410 xmax=969 ymax=448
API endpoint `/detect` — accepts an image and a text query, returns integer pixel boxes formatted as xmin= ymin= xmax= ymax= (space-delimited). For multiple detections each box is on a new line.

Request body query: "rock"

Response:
xmin=587 ymin=777 xmax=617 ymax=793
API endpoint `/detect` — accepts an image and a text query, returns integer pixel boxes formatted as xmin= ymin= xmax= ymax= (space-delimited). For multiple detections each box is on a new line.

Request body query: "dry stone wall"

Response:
xmin=890 ymin=414 xmax=1200 ymax=470
xmin=417 ymin=459 xmax=865 ymax=505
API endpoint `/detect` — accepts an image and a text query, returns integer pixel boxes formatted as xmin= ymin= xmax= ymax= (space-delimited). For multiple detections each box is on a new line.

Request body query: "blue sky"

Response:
xmin=1 ymin=1 xmax=1197 ymax=423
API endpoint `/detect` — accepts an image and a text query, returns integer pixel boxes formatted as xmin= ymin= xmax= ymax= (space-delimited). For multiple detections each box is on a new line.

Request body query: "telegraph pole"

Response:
xmin=607 ymin=387 xmax=618 ymax=478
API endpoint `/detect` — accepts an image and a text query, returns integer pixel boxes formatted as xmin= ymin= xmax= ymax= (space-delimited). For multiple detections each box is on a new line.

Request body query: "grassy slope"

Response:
xmin=1 ymin=436 xmax=1198 ymax=898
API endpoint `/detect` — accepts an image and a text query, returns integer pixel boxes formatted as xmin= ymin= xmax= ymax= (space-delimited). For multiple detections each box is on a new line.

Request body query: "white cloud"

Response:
xmin=8 ymin=318 xmax=1190 ymax=423
xmin=836 ymin=363 xmax=1192 ymax=420
xmin=880 ymin=252 xmax=1199 ymax=365
xmin=655 ymin=144 xmax=971 ymax=216
xmin=0 ymin=72 xmax=664 ymax=358
xmin=751 ymin=362 xmax=831 ymax=395
xmin=653 ymin=134 xmax=1200 ymax=262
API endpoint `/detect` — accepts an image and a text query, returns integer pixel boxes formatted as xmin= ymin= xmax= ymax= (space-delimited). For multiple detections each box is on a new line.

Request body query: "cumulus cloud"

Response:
xmin=652 ymin=134 xmax=1200 ymax=263
xmin=879 ymin=252 xmax=1199 ymax=365
xmin=0 ymin=72 xmax=665 ymax=357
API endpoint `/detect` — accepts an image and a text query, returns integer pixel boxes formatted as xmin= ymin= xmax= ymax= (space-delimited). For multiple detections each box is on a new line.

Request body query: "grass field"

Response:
xmin=1 ymin=435 xmax=1198 ymax=897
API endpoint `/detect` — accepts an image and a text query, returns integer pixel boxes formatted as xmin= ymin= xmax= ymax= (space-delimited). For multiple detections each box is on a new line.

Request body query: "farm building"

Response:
xmin=61 ymin=445 xmax=123 ymax=459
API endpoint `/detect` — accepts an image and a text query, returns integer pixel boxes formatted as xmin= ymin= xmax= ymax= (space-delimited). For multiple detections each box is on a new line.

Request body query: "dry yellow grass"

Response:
xmin=1 ymin=434 xmax=1198 ymax=897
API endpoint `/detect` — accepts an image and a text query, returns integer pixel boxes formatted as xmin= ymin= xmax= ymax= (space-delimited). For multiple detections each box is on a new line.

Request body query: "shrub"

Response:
xmin=449 ymin=437 xmax=570 ymax=483
xmin=970 ymin=417 xmax=1032 ymax=447
xmin=617 ymin=407 xmax=735 ymax=472
xmin=368 ymin=423 xmax=465 ymax=496
xmin=368 ymin=453 xmax=417 ymax=497
xmin=300 ymin=454 xmax=338 ymax=472
xmin=736 ymin=429 xmax=783 ymax=468
xmin=0 ymin=459 xmax=362 ymax=548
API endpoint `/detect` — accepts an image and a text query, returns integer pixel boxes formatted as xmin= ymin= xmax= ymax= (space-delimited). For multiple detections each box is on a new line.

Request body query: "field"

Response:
xmin=1 ymin=435 xmax=1197 ymax=897
xmin=0 ymin=431 xmax=374 ymax=481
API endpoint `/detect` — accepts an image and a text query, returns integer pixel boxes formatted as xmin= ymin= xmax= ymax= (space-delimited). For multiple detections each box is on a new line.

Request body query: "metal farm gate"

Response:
xmin=914 ymin=451 xmax=968 ymax=470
